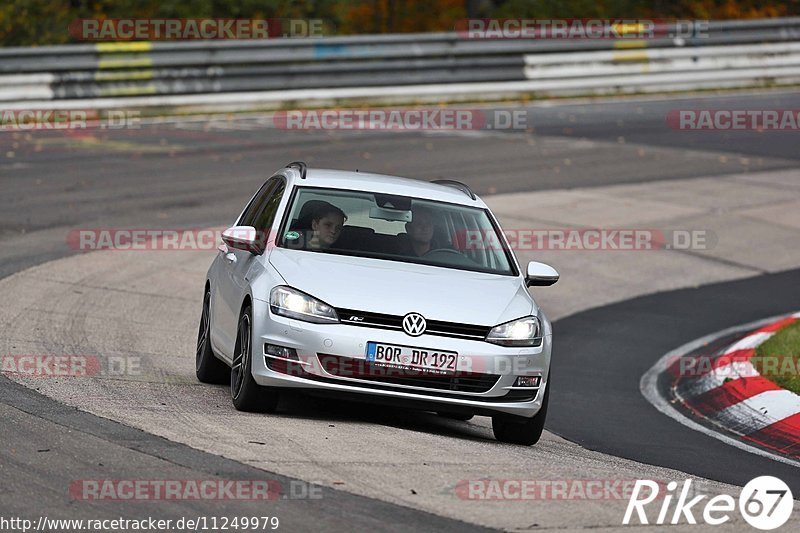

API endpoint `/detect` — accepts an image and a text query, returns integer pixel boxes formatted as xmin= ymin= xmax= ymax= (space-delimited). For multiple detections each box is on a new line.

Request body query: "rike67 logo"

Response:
xmin=624 ymin=476 xmax=794 ymax=530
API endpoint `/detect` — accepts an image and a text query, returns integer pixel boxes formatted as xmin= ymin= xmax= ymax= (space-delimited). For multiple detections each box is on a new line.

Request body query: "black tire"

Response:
xmin=230 ymin=304 xmax=279 ymax=413
xmin=196 ymin=289 xmax=229 ymax=384
xmin=438 ymin=412 xmax=474 ymax=421
xmin=492 ymin=380 xmax=550 ymax=445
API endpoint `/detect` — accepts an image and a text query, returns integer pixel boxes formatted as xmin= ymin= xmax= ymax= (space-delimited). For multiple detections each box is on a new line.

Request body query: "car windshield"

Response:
xmin=277 ymin=187 xmax=515 ymax=276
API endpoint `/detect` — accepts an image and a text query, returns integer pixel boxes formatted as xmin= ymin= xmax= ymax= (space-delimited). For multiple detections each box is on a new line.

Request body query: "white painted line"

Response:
xmin=640 ymin=314 xmax=800 ymax=468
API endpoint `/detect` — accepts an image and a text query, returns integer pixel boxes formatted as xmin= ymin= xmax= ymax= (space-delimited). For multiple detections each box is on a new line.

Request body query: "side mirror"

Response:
xmin=221 ymin=226 xmax=265 ymax=255
xmin=526 ymin=261 xmax=559 ymax=287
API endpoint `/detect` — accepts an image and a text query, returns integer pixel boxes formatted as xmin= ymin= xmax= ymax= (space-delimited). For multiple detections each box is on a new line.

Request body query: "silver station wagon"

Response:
xmin=196 ymin=162 xmax=559 ymax=444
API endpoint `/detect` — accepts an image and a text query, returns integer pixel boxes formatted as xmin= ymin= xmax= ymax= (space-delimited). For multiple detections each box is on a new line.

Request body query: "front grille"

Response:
xmin=317 ymin=354 xmax=499 ymax=393
xmin=336 ymin=308 xmax=492 ymax=341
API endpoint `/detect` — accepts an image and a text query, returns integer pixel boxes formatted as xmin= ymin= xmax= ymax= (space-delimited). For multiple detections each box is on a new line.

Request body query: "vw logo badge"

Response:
xmin=402 ymin=312 xmax=427 ymax=337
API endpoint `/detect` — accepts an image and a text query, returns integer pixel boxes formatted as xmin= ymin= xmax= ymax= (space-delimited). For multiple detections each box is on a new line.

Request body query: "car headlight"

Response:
xmin=269 ymin=286 xmax=339 ymax=324
xmin=486 ymin=316 xmax=542 ymax=347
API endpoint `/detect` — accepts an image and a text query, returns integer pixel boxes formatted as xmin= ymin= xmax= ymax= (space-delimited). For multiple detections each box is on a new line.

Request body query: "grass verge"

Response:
xmin=751 ymin=320 xmax=800 ymax=395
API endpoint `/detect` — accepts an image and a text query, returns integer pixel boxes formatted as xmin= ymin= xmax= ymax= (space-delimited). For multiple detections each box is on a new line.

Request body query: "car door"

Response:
xmin=211 ymin=179 xmax=277 ymax=359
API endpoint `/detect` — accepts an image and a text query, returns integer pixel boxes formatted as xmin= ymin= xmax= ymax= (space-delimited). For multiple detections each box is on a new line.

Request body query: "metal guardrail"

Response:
xmin=1 ymin=18 xmax=800 ymax=107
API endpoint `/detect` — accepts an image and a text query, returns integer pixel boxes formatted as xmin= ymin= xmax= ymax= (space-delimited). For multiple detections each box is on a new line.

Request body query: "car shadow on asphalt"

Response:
xmin=258 ymin=389 xmax=496 ymax=443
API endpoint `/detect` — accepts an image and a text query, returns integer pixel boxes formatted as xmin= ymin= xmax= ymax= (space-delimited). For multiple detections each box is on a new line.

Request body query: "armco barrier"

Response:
xmin=1 ymin=18 xmax=800 ymax=108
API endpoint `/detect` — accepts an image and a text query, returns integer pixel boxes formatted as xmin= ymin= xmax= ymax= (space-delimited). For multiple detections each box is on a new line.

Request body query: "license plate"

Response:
xmin=366 ymin=342 xmax=458 ymax=375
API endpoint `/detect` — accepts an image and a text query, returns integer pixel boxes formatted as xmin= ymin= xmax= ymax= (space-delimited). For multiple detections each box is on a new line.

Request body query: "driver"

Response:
xmin=400 ymin=205 xmax=440 ymax=256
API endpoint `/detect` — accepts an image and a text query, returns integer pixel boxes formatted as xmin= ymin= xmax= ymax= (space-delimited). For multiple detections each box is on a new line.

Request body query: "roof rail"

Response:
xmin=286 ymin=161 xmax=308 ymax=179
xmin=431 ymin=179 xmax=476 ymax=200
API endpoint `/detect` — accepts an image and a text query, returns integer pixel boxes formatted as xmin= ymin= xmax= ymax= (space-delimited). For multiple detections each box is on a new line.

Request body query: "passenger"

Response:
xmin=400 ymin=206 xmax=440 ymax=256
xmin=308 ymin=203 xmax=347 ymax=250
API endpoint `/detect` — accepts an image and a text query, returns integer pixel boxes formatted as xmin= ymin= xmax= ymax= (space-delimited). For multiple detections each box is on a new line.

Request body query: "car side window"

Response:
xmin=239 ymin=179 xmax=277 ymax=227
xmin=252 ymin=180 xmax=286 ymax=234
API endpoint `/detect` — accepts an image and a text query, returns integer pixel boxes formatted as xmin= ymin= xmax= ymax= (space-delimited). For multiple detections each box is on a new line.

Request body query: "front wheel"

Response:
xmin=230 ymin=305 xmax=279 ymax=413
xmin=196 ymin=289 xmax=229 ymax=384
xmin=492 ymin=380 xmax=550 ymax=445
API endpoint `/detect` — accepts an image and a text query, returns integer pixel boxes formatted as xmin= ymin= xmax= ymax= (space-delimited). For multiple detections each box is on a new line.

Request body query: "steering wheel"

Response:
xmin=422 ymin=247 xmax=463 ymax=257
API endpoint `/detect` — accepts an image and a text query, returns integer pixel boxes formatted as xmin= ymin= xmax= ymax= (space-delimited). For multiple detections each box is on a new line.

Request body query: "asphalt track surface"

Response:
xmin=0 ymin=378 xmax=490 ymax=532
xmin=1 ymin=90 xmax=799 ymax=528
xmin=3 ymin=90 xmax=800 ymax=279
xmin=549 ymin=268 xmax=800 ymax=491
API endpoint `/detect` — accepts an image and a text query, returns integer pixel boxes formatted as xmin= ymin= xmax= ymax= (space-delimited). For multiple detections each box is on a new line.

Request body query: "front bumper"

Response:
xmin=250 ymin=298 xmax=551 ymax=418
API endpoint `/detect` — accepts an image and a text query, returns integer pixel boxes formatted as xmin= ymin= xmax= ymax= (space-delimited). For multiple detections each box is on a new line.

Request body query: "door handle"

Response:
xmin=224 ymin=252 xmax=237 ymax=264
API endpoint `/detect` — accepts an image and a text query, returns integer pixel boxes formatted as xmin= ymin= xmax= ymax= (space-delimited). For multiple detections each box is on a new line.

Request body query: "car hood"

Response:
xmin=268 ymin=248 xmax=534 ymax=326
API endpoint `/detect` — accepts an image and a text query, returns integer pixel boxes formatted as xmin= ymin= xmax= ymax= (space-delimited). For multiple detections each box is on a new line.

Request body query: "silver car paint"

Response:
xmin=206 ymin=167 xmax=553 ymax=417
